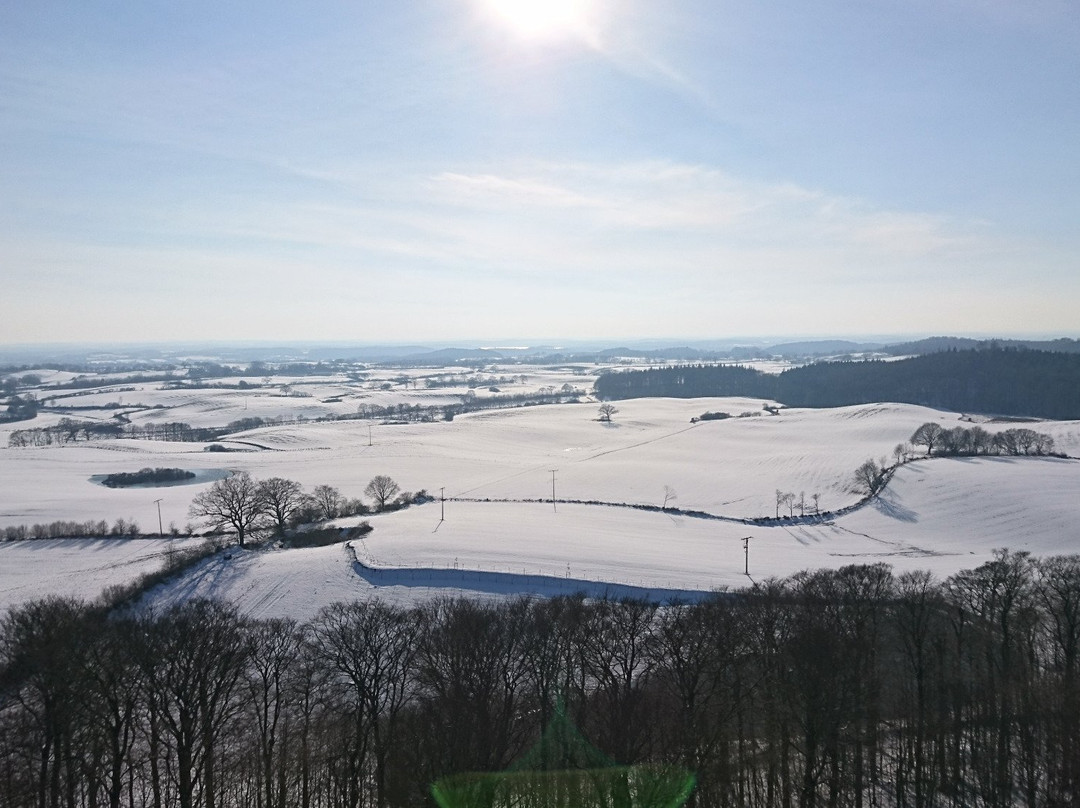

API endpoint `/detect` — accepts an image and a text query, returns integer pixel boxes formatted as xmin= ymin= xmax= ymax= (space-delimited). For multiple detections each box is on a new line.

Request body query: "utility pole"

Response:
xmin=440 ymin=487 xmax=445 ymax=522
xmin=549 ymin=469 xmax=557 ymax=512
xmin=742 ymin=536 xmax=752 ymax=576
xmin=154 ymin=499 xmax=164 ymax=536
xmin=368 ymin=424 xmax=372 ymax=446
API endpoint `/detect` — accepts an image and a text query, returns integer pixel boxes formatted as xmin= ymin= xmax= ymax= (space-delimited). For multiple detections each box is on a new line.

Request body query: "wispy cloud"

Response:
xmin=428 ymin=161 xmax=974 ymax=263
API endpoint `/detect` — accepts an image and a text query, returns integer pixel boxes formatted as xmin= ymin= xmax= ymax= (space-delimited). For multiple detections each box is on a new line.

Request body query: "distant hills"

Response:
xmin=2 ymin=335 xmax=1079 ymax=372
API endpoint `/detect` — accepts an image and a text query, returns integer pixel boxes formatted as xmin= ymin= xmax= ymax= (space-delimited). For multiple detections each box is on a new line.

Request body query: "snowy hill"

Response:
xmin=3 ymin=391 xmax=1079 ymax=616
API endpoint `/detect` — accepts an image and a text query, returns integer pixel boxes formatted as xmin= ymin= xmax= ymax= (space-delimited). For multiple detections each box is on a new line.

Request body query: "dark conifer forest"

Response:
xmin=3 ymin=552 xmax=1079 ymax=807
xmin=594 ymin=348 xmax=1080 ymax=420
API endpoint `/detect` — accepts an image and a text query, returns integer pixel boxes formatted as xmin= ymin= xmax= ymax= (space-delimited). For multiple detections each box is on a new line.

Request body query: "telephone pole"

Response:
xmin=742 ymin=536 xmax=752 ymax=576
xmin=154 ymin=499 xmax=164 ymax=536
xmin=549 ymin=469 xmax=557 ymax=512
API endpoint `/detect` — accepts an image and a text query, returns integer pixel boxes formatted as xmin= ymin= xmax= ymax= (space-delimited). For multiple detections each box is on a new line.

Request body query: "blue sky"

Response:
xmin=2 ymin=0 xmax=1078 ymax=345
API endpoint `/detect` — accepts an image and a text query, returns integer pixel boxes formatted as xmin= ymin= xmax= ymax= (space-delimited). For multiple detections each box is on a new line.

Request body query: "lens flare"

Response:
xmin=483 ymin=0 xmax=596 ymax=43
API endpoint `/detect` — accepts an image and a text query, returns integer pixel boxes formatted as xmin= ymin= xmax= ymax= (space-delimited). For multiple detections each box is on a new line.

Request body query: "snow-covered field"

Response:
xmin=3 ymin=365 xmax=1080 ymax=617
xmin=0 ymin=537 xmax=203 ymax=614
xmin=133 ymin=456 xmax=1080 ymax=620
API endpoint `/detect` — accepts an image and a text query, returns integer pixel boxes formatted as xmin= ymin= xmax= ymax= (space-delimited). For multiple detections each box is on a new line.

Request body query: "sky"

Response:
xmin=2 ymin=0 xmax=1078 ymax=346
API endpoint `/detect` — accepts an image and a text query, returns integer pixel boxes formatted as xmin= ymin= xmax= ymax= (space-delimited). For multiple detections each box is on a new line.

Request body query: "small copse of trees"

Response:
xmin=186 ymin=473 xmax=415 ymax=547
xmin=692 ymin=410 xmax=731 ymax=423
xmin=100 ymin=467 xmax=195 ymax=488
xmin=909 ymin=422 xmax=1056 ymax=457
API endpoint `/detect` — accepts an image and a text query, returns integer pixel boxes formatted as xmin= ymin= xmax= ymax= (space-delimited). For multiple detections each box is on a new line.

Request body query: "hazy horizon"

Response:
xmin=4 ymin=331 xmax=1080 ymax=367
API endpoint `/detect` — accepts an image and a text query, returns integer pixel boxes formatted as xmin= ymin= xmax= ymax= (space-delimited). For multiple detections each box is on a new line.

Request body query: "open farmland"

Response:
xmin=2 ymin=363 xmax=1080 ymax=616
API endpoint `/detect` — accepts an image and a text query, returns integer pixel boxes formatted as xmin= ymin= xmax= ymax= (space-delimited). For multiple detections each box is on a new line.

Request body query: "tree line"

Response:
xmin=848 ymin=422 xmax=1060 ymax=501
xmin=188 ymin=473 xmax=415 ymax=547
xmin=7 ymin=388 xmax=586 ymax=448
xmin=594 ymin=348 xmax=1080 ymax=420
xmin=3 ymin=551 xmax=1080 ymax=808
xmin=1 ymin=475 xmax=413 ymax=544
xmin=0 ymin=395 xmax=39 ymax=424
xmin=909 ymin=423 xmax=1057 ymax=457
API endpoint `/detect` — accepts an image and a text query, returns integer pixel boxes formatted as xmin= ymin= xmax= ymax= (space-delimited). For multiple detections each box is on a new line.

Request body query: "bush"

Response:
xmin=98 ymin=539 xmax=220 ymax=609
xmin=693 ymin=411 xmax=731 ymax=423
xmin=288 ymin=522 xmax=372 ymax=549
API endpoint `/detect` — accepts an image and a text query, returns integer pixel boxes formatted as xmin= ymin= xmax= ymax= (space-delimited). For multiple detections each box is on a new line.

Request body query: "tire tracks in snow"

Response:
xmin=826 ymin=524 xmax=946 ymax=558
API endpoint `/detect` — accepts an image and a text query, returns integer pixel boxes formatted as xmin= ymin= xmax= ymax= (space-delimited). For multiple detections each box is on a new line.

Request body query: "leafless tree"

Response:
xmin=0 ymin=597 xmax=93 ymax=808
xmin=597 ymin=403 xmax=618 ymax=422
xmin=258 ymin=477 xmax=305 ymax=534
xmin=365 ymin=475 xmax=400 ymax=512
xmin=774 ymin=490 xmax=795 ymax=517
xmin=137 ymin=600 xmax=250 ymax=808
xmin=310 ymin=484 xmax=343 ymax=521
xmin=311 ymin=601 xmax=421 ymax=807
xmin=244 ymin=617 xmax=304 ymax=808
xmin=851 ymin=459 xmax=885 ymax=496
xmin=188 ymin=472 xmax=264 ymax=547
xmin=910 ymin=422 xmax=944 ymax=455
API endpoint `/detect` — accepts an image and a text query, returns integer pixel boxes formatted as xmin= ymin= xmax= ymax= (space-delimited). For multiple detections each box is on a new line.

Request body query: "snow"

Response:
xmin=132 ymin=453 xmax=1080 ymax=621
xmin=3 ymin=375 xmax=1080 ymax=617
xmin=0 ymin=537 xmax=203 ymax=614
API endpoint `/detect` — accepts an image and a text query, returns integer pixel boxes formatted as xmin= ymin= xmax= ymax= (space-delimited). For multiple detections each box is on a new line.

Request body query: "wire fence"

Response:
xmin=344 ymin=541 xmax=719 ymax=601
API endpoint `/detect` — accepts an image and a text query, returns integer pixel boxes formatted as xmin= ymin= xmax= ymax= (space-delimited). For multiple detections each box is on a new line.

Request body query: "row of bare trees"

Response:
xmin=850 ymin=422 xmax=1061 ymax=501
xmin=188 ymin=474 xmax=407 ymax=547
xmin=909 ymin=422 xmax=1056 ymax=458
xmin=2 ymin=551 xmax=1079 ymax=808
xmin=773 ymin=490 xmax=823 ymax=518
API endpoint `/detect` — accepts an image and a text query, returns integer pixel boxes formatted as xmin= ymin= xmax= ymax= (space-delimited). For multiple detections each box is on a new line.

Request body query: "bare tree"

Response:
xmin=910 ymin=422 xmax=944 ymax=456
xmin=258 ymin=477 xmax=305 ymax=534
xmin=662 ymin=485 xmax=677 ymax=510
xmin=137 ymin=600 xmax=250 ymax=808
xmin=311 ymin=484 xmax=343 ymax=521
xmin=365 ymin=475 xmax=400 ymax=512
xmin=783 ymin=492 xmax=796 ymax=517
xmin=597 ymin=403 xmax=618 ymax=422
xmin=311 ymin=601 xmax=421 ymax=807
xmin=851 ymin=459 xmax=885 ymax=497
xmin=188 ymin=472 xmax=264 ymax=547
xmin=244 ymin=617 xmax=304 ymax=808
xmin=969 ymin=426 xmax=994 ymax=455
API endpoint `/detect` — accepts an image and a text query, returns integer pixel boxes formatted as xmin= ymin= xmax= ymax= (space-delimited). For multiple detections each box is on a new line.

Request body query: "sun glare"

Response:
xmin=482 ymin=0 xmax=597 ymax=44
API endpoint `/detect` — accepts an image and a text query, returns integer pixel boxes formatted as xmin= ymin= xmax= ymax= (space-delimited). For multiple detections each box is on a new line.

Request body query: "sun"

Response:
xmin=482 ymin=0 xmax=597 ymax=43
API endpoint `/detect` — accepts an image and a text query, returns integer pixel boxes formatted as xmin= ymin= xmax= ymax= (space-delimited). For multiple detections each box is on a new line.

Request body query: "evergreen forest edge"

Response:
xmin=594 ymin=348 xmax=1080 ymax=420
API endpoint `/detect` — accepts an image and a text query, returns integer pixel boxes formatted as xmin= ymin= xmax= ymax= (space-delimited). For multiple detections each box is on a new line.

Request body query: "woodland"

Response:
xmin=2 ymin=551 xmax=1078 ymax=808
xmin=594 ymin=348 xmax=1080 ymax=420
